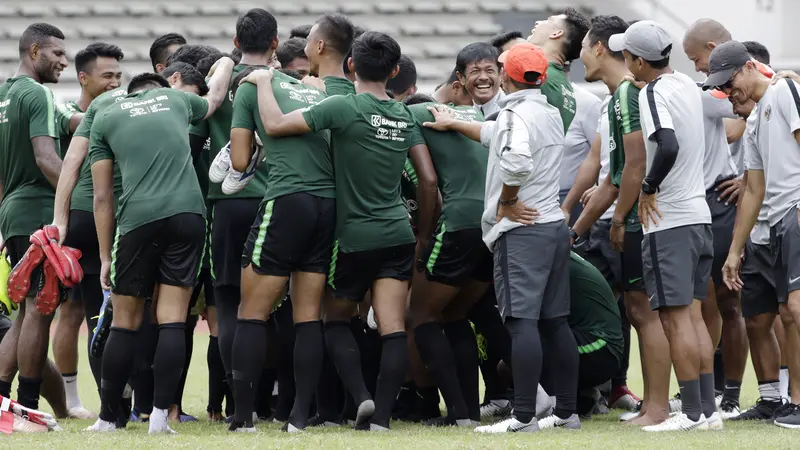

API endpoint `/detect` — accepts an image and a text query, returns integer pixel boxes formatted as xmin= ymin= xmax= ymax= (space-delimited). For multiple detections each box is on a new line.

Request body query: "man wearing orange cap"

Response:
xmin=425 ymin=43 xmax=579 ymax=433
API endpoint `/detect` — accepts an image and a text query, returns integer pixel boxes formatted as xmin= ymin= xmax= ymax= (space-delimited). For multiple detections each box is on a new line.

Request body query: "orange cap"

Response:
xmin=498 ymin=43 xmax=549 ymax=86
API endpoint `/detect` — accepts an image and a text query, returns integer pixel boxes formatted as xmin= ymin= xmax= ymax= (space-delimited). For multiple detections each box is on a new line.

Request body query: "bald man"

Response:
xmin=682 ymin=19 xmax=748 ymax=420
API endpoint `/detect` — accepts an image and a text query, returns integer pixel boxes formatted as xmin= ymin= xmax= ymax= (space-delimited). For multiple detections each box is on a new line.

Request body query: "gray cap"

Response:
xmin=702 ymin=41 xmax=751 ymax=90
xmin=608 ymin=20 xmax=673 ymax=61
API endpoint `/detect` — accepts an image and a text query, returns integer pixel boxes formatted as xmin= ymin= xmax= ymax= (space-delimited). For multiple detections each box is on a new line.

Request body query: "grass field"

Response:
xmin=5 ymin=333 xmax=799 ymax=448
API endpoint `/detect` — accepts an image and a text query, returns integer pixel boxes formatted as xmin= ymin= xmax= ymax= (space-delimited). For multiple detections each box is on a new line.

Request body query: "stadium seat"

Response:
xmin=469 ymin=22 xmax=503 ymax=36
xmin=79 ymin=24 xmax=114 ymax=40
xmin=232 ymin=3 xmax=263 ymax=15
xmin=18 ymin=4 xmax=49 ymax=18
xmin=270 ymin=2 xmax=305 ymax=15
xmin=435 ymin=22 xmax=470 ymax=36
xmin=444 ymin=2 xmax=478 ymax=13
xmin=375 ymin=4 xmax=410 ymax=14
xmin=479 ymin=2 xmax=514 ymax=13
xmin=197 ymin=4 xmax=234 ymax=16
xmin=365 ymin=21 xmax=401 ymax=36
xmin=425 ymin=42 xmax=459 ymax=58
xmin=0 ymin=5 xmax=17 ymax=18
xmin=116 ymin=25 xmax=150 ymax=40
xmin=162 ymin=3 xmax=198 ymax=17
xmin=305 ymin=3 xmax=338 ymax=15
xmin=91 ymin=4 xmax=127 ymax=17
xmin=53 ymin=4 xmax=90 ymax=18
xmin=399 ymin=44 xmax=425 ymax=60
xmin=4 ymin=23 xmax=28 ymax=39
xmin=187 ymin=24 xmax=223 ymax=40
xmin=338 ymin=2 xmax=373 ymax=15
xmin=57 ymin=26 xmax=80 ymax=40
xmin=126 ymin=3 xmax=160 ymax=17
xmin=150 ymin=23 xmax=186 ymax=39
xmin=410 ymin=2 xmax=445 ymax=14
xmin=515 ymin=1 xmax=550 ymax=13
xmin=0 ymin=45 xmax=17 ymax=63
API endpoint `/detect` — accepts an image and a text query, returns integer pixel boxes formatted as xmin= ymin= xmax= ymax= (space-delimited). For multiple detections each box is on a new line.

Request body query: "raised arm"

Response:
xmin=202 ymin=56 xmax=236 ymax=118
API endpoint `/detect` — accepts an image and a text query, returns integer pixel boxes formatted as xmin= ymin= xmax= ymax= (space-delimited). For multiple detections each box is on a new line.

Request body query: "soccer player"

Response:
xmin=303 ymin=13 xmax=356 ymax=95
xmin=402 ymin=93 xmax=489 ymax=426
xmin=245 ymin=31 xmax=428 ymax=432
xmin=291 ymin=24 xmax=312 ymax=39
xmin=50 ymin=42 xmax=123 ymax=419
xmin=0 ymin=22 xmax=67 ymax=412
xmin=455 ymin=43 xmax=503 ymax=116
xmin=85 ymin=55 xmax=234 ymax=433
xmin=386 ymin=55 xmax=418 ymax=101
xmin=276 ymin=37 xmax=310 ymax=78
xmin=489 ymin=31 xmax=527 ymax=53
xmin=683 ymin=19 xmax=748 ymax=417
xmin=149 ymin=33 xmax=186 ymax=73
xmin=426 ymin=43 xmax=578 ymax=433
xmin=191 ymin=9 xmax=276 ymax=413
xmin=713 ymin=40 xmax=800 ymax=428
xmin=568 ymin=15 xmax=669 ymax=425
xmin=609 ymin=20 xmax=718 ymax=431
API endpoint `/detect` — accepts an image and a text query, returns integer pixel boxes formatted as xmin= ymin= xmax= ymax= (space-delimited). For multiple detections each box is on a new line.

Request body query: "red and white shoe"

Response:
xmin=6 ymin=245 xmax=44 ymax=303
xmin=610 ymin=385 xmax=642 ymax=411
xmin=0 ymin=395 xmax=61 ymax=432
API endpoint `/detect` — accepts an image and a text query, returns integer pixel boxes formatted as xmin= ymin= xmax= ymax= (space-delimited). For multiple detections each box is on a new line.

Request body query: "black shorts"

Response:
xmin=573 ymin=328 xmax=620 ymax=390
xmin=193 ymin=268 xmax=215 ymax=307
xmin=583 ymin=219 xmax=622 ymax=291
xmin=328 ymin=243 xmax=415 ymax=301
xmin=621 ymin=229 xmax=646 ymax=292
xmin=741 ymin=239 xmax=777 ymax=318
xmin=242 ymin=192 xmax=336 ymax=277
xmin=770 ymin=207 xmax=800 ymax=303
xmin=707 ymin=184 xmax=737 ymax=287
xmin=112 ymin=213 xmax=206 ymax=298
xmin=63 ymin=209 xmax=101 ymax=275
xmin=211 ymin=198 xmax=261 ymax=288
xmin=419 ymin=226 xmax=492 ymax=286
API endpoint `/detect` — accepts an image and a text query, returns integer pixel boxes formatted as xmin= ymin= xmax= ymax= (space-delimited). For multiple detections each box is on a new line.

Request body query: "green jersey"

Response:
xmin=302 ymin=93 xmax=426 ymax=252
xmin=608 ymin=80 xmax=642 ymax=231
xmin=189 ymin=64 xmax=269 ymax=201
xmin=568 ymin=252 xmax=624 ymax=363
xmin=541 ymin=62 xmax=576 ymax=133
xmin=88 ymin=88 xmax=209 ymax=234
xmin=0 ymin=76 xmax=60 ymax=239
xmin=323 ymin=77 xmax=356 ymax=96
xmin=231 ymin=72 xmax=334 ymax=202
xmin=71 ymin=88 xmax=127 ymax=213
xmin=408 ymin=103 xmax=486 ymax=231
xmin=56 ymin=101 xmax=82 ymax=158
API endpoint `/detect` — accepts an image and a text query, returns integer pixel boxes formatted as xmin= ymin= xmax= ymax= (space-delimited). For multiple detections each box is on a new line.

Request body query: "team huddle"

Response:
xmin=0 ymin=4 xmax=798 ymax=438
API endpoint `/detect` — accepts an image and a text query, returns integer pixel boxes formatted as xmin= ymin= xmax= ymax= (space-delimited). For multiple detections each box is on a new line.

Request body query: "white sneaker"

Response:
xmin=147 ymin=408 xmax=176 ymax=435
xmin=719 ymin=402 xmax=741 ymax=420
xmin=83 ymin=418 xmax=117 ymax=433
xmin=221 ymin=143 xmax=263 ymax=195
xmin=13 ymin=414 xmax=49 ymax=433
xmin=209 ymin=141 xmax=231 ymax=183
xmin=619 ymin=401 xmax=642 ymax=422
xmin=715 ymin=394 xmax=723 ymax=409
xmin=706 ymin=412 xmax=724 ymax=430
xmin=480 ymin=400 xmax=512 ymax=421
xmin=67 ymin=406 xmax=97 ymax=420
xmin=536 ymin=385 xmax=554 ymax=419
xmin=475 ymin=417 xmax=538 ymax=433
xmin=537 ymin=413 xmax=581 ymax=430
xmin=642 ymin=413 xmax=706 ymax=432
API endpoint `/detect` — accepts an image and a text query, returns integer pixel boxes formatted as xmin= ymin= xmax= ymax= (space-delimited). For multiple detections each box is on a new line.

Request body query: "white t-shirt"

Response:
xmin=699 ymin=87 xmax=739 ymax=190
xmin=756 ymin=79 xmax=800 ymax=226
xmin=743 ymin=106 xmax=769 ymax=245
xmin=639 ymin=71 xmax=711 ymax=235
xmin=597 ymin=96 xmax=616 ymax=221
xmin=561 ymin=84 xmax=602 ymax=191
xmin=729 ymin=137 xmax=745 ymax=176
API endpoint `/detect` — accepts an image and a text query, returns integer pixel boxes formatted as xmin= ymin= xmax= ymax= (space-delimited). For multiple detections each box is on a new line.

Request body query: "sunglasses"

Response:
xmin=717 ymin=67 xmax=742 ymax=91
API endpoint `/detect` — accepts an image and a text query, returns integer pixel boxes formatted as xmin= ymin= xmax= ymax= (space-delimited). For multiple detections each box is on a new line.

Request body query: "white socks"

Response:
xmin=148 ymin=408 xmax=175 ymax=435
xmin=63 ymin=373 xmax=82 ymax=411
xmin=780 ymin=366 xmax=790 ymax=401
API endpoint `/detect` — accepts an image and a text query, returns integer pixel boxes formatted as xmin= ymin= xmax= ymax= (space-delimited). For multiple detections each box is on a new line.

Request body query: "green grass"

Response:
xmin=6 ymin=334 xmax=799 ymax=448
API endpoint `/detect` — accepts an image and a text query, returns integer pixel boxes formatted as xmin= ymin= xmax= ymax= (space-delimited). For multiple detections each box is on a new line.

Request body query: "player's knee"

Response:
xmin=745 ymin=314 xmax=773 ymax=336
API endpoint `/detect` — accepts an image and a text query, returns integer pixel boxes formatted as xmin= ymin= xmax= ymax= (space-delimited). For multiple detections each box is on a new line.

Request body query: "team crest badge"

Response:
xmin=764 ymin=105 xmax=772 ymax=121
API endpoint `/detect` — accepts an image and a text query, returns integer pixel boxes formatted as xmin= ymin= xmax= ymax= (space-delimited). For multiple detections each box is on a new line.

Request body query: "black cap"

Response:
xmin=702 ymin=41 xmax=751 ymax=90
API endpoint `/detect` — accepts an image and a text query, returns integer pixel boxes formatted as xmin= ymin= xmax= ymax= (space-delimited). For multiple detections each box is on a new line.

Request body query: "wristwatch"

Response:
xmin=641 ymin=181 xmax=658 ymax=195
xmin=569 ymin=229 xmax=579 ymax=241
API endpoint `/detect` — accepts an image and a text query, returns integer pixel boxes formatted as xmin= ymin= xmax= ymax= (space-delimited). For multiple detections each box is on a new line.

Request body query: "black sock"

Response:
xmin=274 ymin=308 xmax=295 ymax=422
xmin=132 ymin=303 xmax=158 ymax=415
xmin=414 ymin=322 xmax=468 ymax=419
xmin=505 ymin=317 xmax=542 ymax=424
xmin=100 ymin=327 xmax=138 ymax=422
xmin=540 ymin=316 xmax=579 ymax=419
xmin=232 ymin=319 xmax=267 ymax=424
xmin=258 ymin=368 xmax=276 ymax=420
xmin=289 ymin=321 xmax=324 ymax=428
xmin=225 ymin=372 xmax=235 ymax=416
xmin=81 ymin=273 xmax=104 ymax=390
xmin=444 ymin=319 xmax=481 ymax=421
xmin=613 ymin=294 xmax=630 ymax=388
xmin=723 ymin=378 xmax=742 ymax=405
xmin=469 ymin=290 xmax=511 ymax=402
xmin=215 ymin=285 xmax=240 ymax=375
xmin=713 ymin=348 xmax=724 ymax=393
xmin=324 ymin=321 xmax=370 ymax=405
xmin=152 ymin=322 xmax=187 ymax=410
xmin=207 ymin=336 xmax=226 ymax=413
xmin=700 ymin=373 xmax=717 ymax=418
xmin=172 ymin=315 xmax=196 ymax=412
xmin=679 ymin=378 xmax=703 ymax=422
xmin=0 ymin=379 xmax=12 ymax=398
xmin=371 ymin=332 xmax=408 ymax=428
xmin=315 ymin=347 xmax=342 ymax=420
xmin=16 ymin=376 xmax=42 ymax=410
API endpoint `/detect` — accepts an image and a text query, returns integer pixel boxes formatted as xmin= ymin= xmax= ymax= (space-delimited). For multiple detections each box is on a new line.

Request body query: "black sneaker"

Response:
xmin=730 ymin=398 xmax=781 ymax=421
xmin=308 ymin=414 xmax=342 ymax=427
xmin=228 ymin=419 xmax=256 ymax=433
xmin=774 ymin=404 xmax=800 ymax=429
xmin=774 ymin=402 xmax=796 ymax=421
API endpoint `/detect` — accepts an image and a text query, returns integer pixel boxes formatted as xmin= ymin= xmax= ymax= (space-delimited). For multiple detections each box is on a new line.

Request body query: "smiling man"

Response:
xmin=455 ymin=42 xmax=503 ymax=116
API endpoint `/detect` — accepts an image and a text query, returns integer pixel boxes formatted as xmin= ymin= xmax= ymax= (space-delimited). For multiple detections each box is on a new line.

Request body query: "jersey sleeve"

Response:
xmin=778 ymin=78 xmax=800 ymax=134
xmin=301 ymin=95 xmax=355 ymax=132
xmin=181 ymin=91 xmax=210 ymax=125
xmin=24 ymin=84 xmax=58 ymax=139
xmin=743 ymin=125 xmax=762 ymax=171
xmin=88 ymin=114 xmax=113 ymax=165
xmin=619 ymin=84 xmax=642 ymax=134
xmin=230 ymin=83 xmax=257 ymax=131
xmin=56 ymin=103 xmax=78 ymax=137
xmin=701 ymin=89 xmax=738 ymax=120
xmin=74 ymin=103 xmax=97 ymax=138
xmin=581 ymin=95 xmax=602 ymax=144
xmin=639 ymin=85 xmax=673 ymax=139
xmin=406 ymin=123 xmax=426 ymax=148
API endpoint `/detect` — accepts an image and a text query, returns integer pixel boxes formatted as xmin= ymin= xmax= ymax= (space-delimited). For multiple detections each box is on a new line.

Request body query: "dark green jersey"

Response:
xmin=189 ymin=64 xmax=269 ymax=201
xmin=609 ymin=81 xmax=642 ymax=231
xmin=71 ymin=88 xmax=127 ymax=213
xmin=231 ymin=72 xmax=334 ymax=202
xmin=400 ymin=158 xmax=418 ymax=225
xmin=541 ymin=62 xmax=576 ymax=133
xmin=56 ymin=101 xmax=81 ymax=158
xmin=408 ymin=103 xmax=486 ymax=231
xmin=0 ymin=76 xmax=60 ymax=239
xmin=88 ymin=88 xmax=209 ymax=234
xmin=302 ymin=93 xmax=425 ymax=252
xmin=323 ymin=77 xmax=356 ymax=96
xmin=568 ymin=252 xmax=623 ymax=363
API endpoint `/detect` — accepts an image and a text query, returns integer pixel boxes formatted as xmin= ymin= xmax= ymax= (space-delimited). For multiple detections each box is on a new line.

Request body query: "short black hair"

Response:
xmin=236 ymin=8 xmax=278 ymax=54
xmin=196 ymin=48 xmax=225 ymax=77
xmin=402 ymin=93 xmax=435 ymax=106
xmin=279 ymin=68 xmax=303 ymax=80
xmin=161 ymin=62 xmax=209 ymax=96
xmin=354 ymin=26 xmax=367 ymax=38
xmin=276 ymin=38 xmax=307 ymax=68
xmin=19 ymin=23 xmax=65 ymax=55
xmin=128 ymin=72 xmax=170 ymax=93
xmin=231 ymin=67 xmax=257 ymax=99
xmin=316 ymin=13 xmax=355 ymax=56
xmin=386 ymin=55 xmax=417 ymax=95
xmin=230 ymin=48 xmax=242 ymax=64
xmin=742 ymin=41 xmax=770 ymax=65
xmin=149 ymin=33 xmax=186 ymax=70
xmin=587 ymin=15 xmax=629 ymax=61
xmin=489 ymin=30 xmax=523 ymax=52
xmin=351 ymin=31 xmax=402 ymax=82
xmin=455 ymin=42 xmax=499 ymax=76
xmin=562 ymin=7 xmax=591 ymax=62
xmin=166 ymin=44 xmax=214 ymax=69
xmin=290 ymin=24 xmax=312 ymax=39
xmin=446 ymin=68 xmax=459 ymax=84
xmin=630 ymin=52 xmax=670 ymax=70
xmin=74 ymin=42 xmax=124 ymax=74
xmin=385 ymin=89 xmax=395 ymax=99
